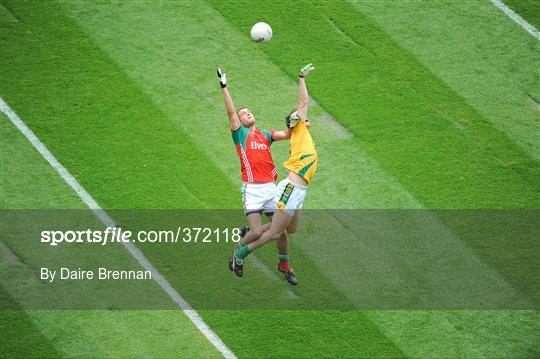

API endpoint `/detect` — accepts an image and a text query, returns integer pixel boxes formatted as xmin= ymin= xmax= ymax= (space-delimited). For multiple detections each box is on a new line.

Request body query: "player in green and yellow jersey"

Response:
xmin=230 ymin=64 xmax=317 ymax=285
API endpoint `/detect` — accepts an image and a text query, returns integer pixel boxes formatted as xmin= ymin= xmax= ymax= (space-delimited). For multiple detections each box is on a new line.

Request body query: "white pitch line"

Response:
xmin=490 ymin=0 xmax=540 ymax=40
xmin=0 ymin=97 xmax=236 ymax=359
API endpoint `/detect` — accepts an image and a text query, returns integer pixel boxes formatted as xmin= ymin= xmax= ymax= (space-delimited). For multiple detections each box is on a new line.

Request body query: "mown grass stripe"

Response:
xmin=502 ymin=0 xmax=540 ymax=29
xmin=58 ymin=0 xmax=419 ymax=210
xmin=0 ymin=98 xmax=114 ymax=225
xmin=491 ymin=0 xmax=540 ymax=40
xmin=2 ymin=0 xmax=536 ymax=357
xmin=2 ymin=112 xmax=225 ymax=358
xmin=207 ymin=0 xmax=538 ymax=357
xmin=0 ymin=98 xmax=236 ymax=358
xmin=351 ymin=0 xmax=540 ymax=162
xmin=208 ymin=0 xmax=539 ymax=208
xmin=52 ymin=2 xmax=406 ymax=357
xmin=1 ymin=0 xmax=239 ymax=209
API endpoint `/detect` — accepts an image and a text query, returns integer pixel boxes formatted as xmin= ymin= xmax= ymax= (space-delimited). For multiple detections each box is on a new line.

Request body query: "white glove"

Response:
xmin=217 ymin=68 xmax=227 ymax=88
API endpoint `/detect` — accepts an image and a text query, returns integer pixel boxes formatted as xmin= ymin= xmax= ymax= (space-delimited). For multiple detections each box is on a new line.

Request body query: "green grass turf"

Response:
xmin=1 ymin=0 xmax=538 ymax=357
xmin=1 ymin=114 xmax=221 ymax=358
xmin=364 ymin=310 xmax=540 ymax=358
xmin=57 ymin=0 xmax=419 ymax=210
xmin=58 ymin=0 xmax=537 ymax=298
xmin=0 ymin=304 xmax=61 ymax=358
xmin=352 ymin=0 xmax=540 ymax=163
xmin=207 ymin=0 xmax=539 ymax=209
xmin=0 ymin=115 xmax=83 ymax=209
xmin=201 ymin=2 xmax=539 ymax=354
xmin=503 ymin=0 xmax=540 ymax=29
xmin=54 ymin=0 xmax=538 ymax=355
xmin=0 ymin=2 xmax=403 ymax=357
xmin=0 ymin=2 xmax=238 ymax=209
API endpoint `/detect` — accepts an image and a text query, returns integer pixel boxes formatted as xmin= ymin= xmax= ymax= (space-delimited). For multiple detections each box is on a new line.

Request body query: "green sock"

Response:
xmin=234 ymin=245 xmax=252 ymax=261
xmin=236 ymin=237 xmax=245 ymax=248
xmin=278 ymin=253 xmax=289 ymax=263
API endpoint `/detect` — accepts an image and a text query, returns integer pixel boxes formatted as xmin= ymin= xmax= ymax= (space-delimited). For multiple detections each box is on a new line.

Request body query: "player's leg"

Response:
xmin=263 ymin=190 xmax=291 ymax=270
xmin=242 ymin=210 xmax=292 ymax=281
xmin=230 ymin=212 xmax=262 ymax=277
xmin=275 ymin=229 xmax=296 ymax=285
xmin=233 ymin=211 xmax=295 ymax=283
xmin=241 ymin=214 xmax=276 ymax=245
xmin=272 ymin=210 xmax=302 ymax=285
xmin=241 ymin=211 xmax=264 ymax=245
xmin=275 ymin=179 xmax=306 ymax=285
xmin=230 ymin=183 xmax=266 ymax=277
xmin=235 ymin=208 xmax=291 ymax=264
xmin=276 ymin=229 xmax=289 ymax=264
xmin=240 ymin=183 xmax=275 ymax=245
xmin=231 ymin=181 xmax=300 ymax=282
xmin=239 ymin=178 xmax=302 ymax=253
xmin=286 ymin=209 xmax=302 ymax=234
xmin=267 ymin=211 xmax=294 ymax=283
xmin=245 ymin=210 xmax=291 ymax=251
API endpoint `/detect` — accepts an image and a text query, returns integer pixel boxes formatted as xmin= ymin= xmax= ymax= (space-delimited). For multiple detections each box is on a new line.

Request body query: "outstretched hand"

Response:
xmin=299 ymin=63 xmax=315 ymax=78
xmin=217 ymin=68 xmax=227 ymax=88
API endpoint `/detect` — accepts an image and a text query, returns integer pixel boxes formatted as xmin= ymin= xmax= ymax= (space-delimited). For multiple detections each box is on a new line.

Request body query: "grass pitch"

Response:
xmin=1 ymin=0 xmax=538 ymax=357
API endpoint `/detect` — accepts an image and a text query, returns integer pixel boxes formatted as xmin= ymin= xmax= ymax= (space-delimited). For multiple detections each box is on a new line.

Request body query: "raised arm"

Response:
xmin=271 ymin=128 xmax=292 ymax=141
xmin=217 ymin=68 xmax=240 ymax=131
xmin=297 ymin=63 xmax=315 ymax=118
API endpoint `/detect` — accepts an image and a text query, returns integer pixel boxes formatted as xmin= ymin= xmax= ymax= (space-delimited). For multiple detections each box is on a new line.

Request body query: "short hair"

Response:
xmin=237 ymin=107 xmax=249 ymax=116
xmin=285 ymin=109 xmax=297 ymax=122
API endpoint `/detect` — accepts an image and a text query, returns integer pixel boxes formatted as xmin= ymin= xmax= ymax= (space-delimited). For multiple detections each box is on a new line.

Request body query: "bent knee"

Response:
xmin=250 ymin=227 xmax=263 ymax=239
xmin=264 ymin=229 xmax=283 ymax=241
xmin=287 ymin=224 xmax=299 ymax=234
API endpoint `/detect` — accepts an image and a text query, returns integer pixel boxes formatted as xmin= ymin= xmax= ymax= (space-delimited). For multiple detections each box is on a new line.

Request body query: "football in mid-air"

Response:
xmin=250 ymin=22 xmax=272 ymax=43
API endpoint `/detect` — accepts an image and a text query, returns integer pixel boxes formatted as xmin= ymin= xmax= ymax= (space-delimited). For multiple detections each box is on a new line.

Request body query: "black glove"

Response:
xmin=286 ymin=112 xmax=301 ymax=128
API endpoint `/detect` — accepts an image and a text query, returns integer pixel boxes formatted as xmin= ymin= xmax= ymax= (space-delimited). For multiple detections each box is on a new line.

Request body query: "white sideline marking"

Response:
xmin=490 ymin=0 xmax=540 ymax=40
xmin=0 ymin=97 xmax=236 ymax=359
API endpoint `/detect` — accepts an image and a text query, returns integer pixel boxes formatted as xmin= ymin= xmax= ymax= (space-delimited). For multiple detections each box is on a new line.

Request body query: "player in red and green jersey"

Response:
xmin=231 ymin=114 xmax=277 ymax=184
xmin=217 ymin=68 xmax=294 ymax=282
xmin=230 ymin=63 xmax=318 ymax=286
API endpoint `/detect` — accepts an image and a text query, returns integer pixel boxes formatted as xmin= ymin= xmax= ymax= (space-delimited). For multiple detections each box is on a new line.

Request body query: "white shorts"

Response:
xmin=274 ymin=178 xmax=307 ymax=217
xmin=241 ymin=182 xmax=278 ymax=215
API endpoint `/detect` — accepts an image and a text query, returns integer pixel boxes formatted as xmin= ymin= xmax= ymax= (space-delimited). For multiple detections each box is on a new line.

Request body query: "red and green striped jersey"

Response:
xmin=232 ymin=126 xmax=277 ymax=183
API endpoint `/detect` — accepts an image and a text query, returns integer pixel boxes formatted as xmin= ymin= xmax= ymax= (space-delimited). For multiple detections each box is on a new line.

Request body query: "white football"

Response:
xmin=250 ymin=22 xmax=272 ymax=43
